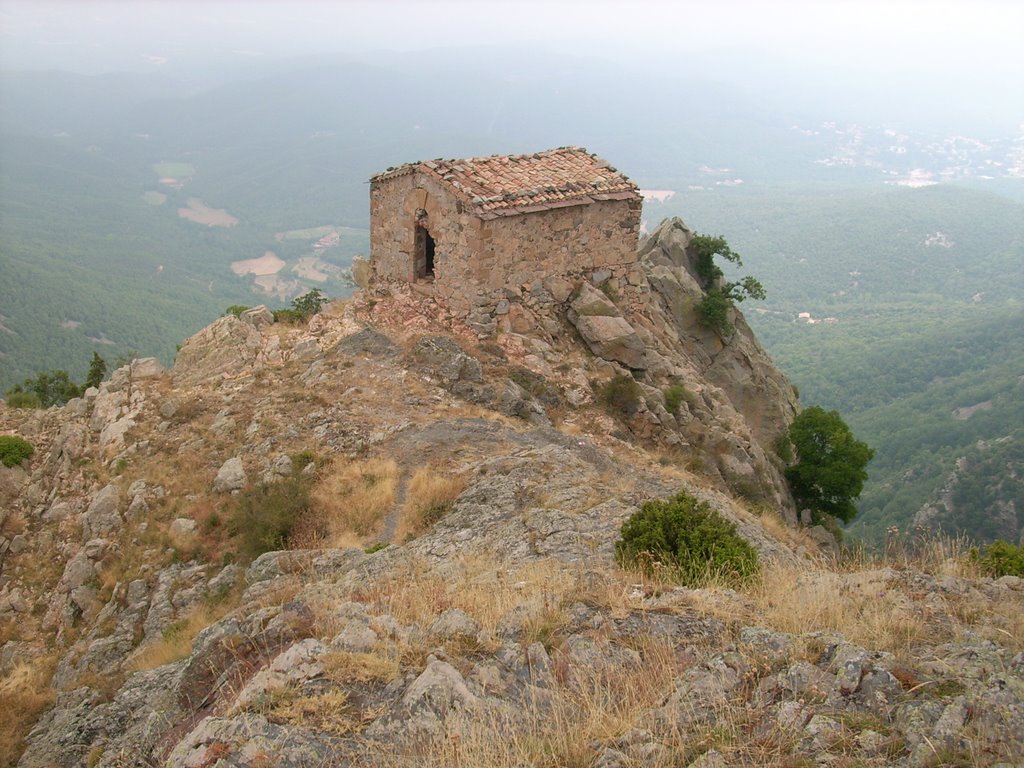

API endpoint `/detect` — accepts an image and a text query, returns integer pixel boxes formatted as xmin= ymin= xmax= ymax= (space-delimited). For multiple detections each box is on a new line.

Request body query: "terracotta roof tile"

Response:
xmin=372 ymin=146 xmax=639 ymax=217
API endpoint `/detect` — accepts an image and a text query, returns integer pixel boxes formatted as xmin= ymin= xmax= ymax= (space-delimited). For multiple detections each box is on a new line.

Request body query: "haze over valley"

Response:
xmin=2 ymin=0 xmax=1022 ymax=546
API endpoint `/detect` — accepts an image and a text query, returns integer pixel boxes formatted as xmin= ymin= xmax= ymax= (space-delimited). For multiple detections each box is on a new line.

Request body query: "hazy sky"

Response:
xmin=1 ymin=0 xmax=1022 ymax=131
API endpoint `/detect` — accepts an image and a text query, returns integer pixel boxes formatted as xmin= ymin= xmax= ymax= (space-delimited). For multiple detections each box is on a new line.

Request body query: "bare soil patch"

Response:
xmin=292 ymin=256 xmax=342 ymax=282
xmin=231 ymin=251 xmax=286 ymax=277
xmin=177 ymin=198 xmax=239 ymax=228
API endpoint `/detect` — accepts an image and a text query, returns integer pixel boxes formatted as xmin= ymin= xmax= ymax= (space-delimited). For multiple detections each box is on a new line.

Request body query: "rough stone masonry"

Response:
xmin=368 ymin=146 xmax=643 ymax=317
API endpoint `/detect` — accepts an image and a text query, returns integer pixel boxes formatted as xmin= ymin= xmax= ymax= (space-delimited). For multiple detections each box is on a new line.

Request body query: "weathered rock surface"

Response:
xmin=571 ymin=313 xmax=647 ymax=369
xmin=3 ymin=224 xmax=1018 ymax=768
xmin=81 ymin=484 xmax=121 ymax=538
xmin=173 ymin=315 xmax=263 ymax=383
xmin=213 ymin=457 xmax=246 ymax=493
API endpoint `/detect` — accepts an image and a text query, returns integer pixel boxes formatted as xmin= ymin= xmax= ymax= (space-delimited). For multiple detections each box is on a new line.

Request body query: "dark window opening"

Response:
xmin=414 ymin=224 xmax=436 ymax=279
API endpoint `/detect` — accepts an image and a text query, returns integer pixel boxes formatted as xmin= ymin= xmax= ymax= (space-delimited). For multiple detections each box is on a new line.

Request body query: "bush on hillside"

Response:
xmin=0 ymin=436 xmax=34 ymax=468
xmin=972 ymin=540 xmax=1024 ymax=578
xmin=227 ymin=475 xmax=311 ymax=561
xmin=6 ymin=370 xmax=81 ymax=408
xmin=597 ymin=374 xmax=643 ymax=417
xmin=696 ymin=288 xmax=734 ymax=335
xmin=690 ymin=234 xmax=766 ymax=336
xmin=271 ymin=289 xmax=327 ymax=325
xmin=663 ymin=383 xmax=694 ymax=415
xmin=292 ymin=288 xmax=326 ymax=318
xmin=615 ymin=491 xmax=759 ymax=586
xmin=4 ymin=391 xmax=41 ymax=409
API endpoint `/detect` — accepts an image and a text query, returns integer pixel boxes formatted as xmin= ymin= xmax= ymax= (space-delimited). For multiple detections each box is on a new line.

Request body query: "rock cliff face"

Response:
xmin=913 ymin=437 xmax=1023 ymax=544
xmin=371 ymin=216 xmax=799 ymax=516
xmin=1 ymin=220 xmax=1021 ymax=767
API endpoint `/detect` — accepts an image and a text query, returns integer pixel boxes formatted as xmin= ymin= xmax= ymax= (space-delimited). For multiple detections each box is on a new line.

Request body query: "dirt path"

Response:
xmin=380 ymin=472 xmax=410 ymax=544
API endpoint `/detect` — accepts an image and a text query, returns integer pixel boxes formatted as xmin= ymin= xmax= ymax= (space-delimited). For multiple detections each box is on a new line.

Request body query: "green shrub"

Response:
xmin=663 ymin=384 xmax=693 ymax=415
xmin=272 ymin=308 xmax=304 ymax=324
xmin=972 ymin=540 xmax=1024 ymax=577
xmin=688 ymin=234 xmax=765 ymax=337
xmin=225 ymin=305 xmax=251 ymax=317
xmin=615 ymin=491 xmax=759 ymax=586
xmin=291 ymin=450 xmax=317 ymax=472
xmin=4 ymin=391 xmax=41 ymax=409
xmin=690 ymin=234 xmax=738 ymax=285
xmin=273 ymin=289 xmax=327 ymax=324
xmin=696 ymin=289 xmax=733 ymax=335
xmin=597 ymin=374 xmax=643 ymax=417
xmin=0 ymin=435 xmax=34 ymax=467
xmin=292 ymin=288 xmax=326 ymax=318
xmin=6 ymin=369 xmax=81 ymax=407
xmin=228 ymin=476 xmax=310 ymax=561
xmin=84 ymin=352 xmax=107 ymax=390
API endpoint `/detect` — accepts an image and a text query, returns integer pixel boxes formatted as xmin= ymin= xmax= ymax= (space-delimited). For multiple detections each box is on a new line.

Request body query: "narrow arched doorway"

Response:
xmin=414 ymin=223 xmax=435 ymax=279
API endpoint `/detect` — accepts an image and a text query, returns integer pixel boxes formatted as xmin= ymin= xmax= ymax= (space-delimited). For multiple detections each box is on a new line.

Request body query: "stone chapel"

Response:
xmin=368 ymin=146 xmax=642 ymax=314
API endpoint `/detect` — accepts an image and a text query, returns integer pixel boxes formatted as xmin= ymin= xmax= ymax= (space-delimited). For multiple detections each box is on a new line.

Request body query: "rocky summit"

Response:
xmin=1 ymin=220 xmax=1022 ymax=767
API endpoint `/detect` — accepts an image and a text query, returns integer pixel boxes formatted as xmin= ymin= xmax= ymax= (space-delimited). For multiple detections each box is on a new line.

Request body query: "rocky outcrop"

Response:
xmin=11 ymin=219 xmax=1000 ymax=767
xmin=172 ymin=315 xmax=263 ymax=384
xmin=567 ymin=282 xmax=646 ymax=369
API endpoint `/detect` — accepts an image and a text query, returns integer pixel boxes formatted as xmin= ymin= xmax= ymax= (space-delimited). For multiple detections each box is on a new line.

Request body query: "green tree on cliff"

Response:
xmin=84 ymin=352 xmax=107 ymax=390
xmin=784 ymin=406 xmax=874 ymax=524
xmin=690 ymin=234 xmax=765 ymax=335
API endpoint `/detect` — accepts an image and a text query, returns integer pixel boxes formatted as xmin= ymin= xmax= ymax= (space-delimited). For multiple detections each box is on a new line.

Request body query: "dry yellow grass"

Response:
xmin=396 ymin=467 xmax=467 ymax=540
xmin=322 ymin=651 xmax=399 ymax=684
xmin=680 ymin=551 xmax=1024 ymax=658
xmin=127 ymin=591 xmax=240 ymax=672
xmin=750 ymin=564 xmax=925 ymax=658
xmin=250 ymin=686 xmax=378 ymax=736
xmin=350 ymin=555 xmax=637 ymax=636
xmin=308 ymin=456 xmax=398 ymax=543
xmin=383 ymin=639 xmax=688 ymax=768
xmin=0 ymin=654 xmax=56 ymax=768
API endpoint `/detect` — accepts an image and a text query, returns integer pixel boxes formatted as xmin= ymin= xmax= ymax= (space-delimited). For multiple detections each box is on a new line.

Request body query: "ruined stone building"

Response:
xmin=369 ymin=147 xmax=642 ymax=314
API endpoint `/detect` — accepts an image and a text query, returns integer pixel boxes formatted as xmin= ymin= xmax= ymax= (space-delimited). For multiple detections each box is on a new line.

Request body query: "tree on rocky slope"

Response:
xmin=689 ymin=234 xmax=765 ymax=335
xmin=84 ymin=352 xmax=107 ymax=390
xmin=784 ymin=406 xmax=874 ymax=524
xmin=5 ymin=369 xmax=81 ymax=408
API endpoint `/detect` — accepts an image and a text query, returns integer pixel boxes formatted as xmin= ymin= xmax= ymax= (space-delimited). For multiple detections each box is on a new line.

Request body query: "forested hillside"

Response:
xmin=646 ymin=186 xmax=1024 ymax=545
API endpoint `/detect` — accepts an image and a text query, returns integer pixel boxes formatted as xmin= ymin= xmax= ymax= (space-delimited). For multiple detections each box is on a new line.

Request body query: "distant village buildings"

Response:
xmin=368 ymin=147 xmax=642 ymax=315
xmin=797 ymin=311 xmax=839 ymax=325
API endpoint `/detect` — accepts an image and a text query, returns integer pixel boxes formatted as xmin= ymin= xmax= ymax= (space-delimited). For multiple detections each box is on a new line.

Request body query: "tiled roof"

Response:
xmin=372 ymin=146 xmax=639 ymax=218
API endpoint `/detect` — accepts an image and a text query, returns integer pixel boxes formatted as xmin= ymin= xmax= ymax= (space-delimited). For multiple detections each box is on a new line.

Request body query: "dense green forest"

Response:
xmin=0 ymin=139 xmax=365 ymax=386
xmin=646 ymin=186 xmax=1024 ymax=546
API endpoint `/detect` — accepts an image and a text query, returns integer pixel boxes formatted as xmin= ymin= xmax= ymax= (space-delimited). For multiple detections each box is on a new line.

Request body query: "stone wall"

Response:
xmin=370 ymin=171 xmax=473 ymax=285
xmin=370 ymin=170 xmax=642 ymax=317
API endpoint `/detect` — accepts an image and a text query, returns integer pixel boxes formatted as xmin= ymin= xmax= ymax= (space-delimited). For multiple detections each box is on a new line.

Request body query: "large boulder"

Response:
xmin=569 ymin=281 xmax=621 ymax=319
xmin=567 ymin=281 xmax=646 ymax=369
xmin=409 ymin=336 xmax=483 ymax=385
xmin=571 ymin=314 xmax=647 ymax=370
xmin=212 ymin=457 xmax=246 ymax=493
xmin=173 ymin=316 xmax=263 ymax=384
xmin=82 ymin=484 xmax=122 ymax=538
